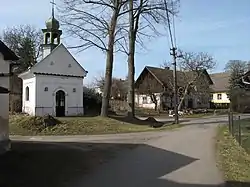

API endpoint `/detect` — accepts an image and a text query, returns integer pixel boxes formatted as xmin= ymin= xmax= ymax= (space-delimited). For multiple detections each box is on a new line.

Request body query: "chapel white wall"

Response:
xmin=22 ymin=77 xmax=36 ymax=115
xmin=35 ymin=75 xmax=84 ymax=116
xmin=33 ymin=44 xmax=86 ymax=77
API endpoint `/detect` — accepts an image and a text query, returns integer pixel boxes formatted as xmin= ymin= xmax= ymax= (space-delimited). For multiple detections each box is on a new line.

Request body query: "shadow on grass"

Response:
xmin=0 ymin=141 xmax=248 ymax=187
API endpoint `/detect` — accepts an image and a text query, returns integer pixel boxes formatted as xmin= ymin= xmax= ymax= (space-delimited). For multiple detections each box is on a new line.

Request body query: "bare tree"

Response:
xmin=118 ymin=0 xmax=179 ymax=117
xmin=1 ymin=25 xmax=42 ymax=113
xmin=94 ymin=74 xmax=128 ymax=100
xmin=177 ymin=51 xmax=215 ymax=110
xmin=225 ymin=60 xmax=248 ymax=112
xmin=162 ymin=50 xmax=216 ymax=111
xmin=2 ymin=25 xmax=43 ymax=72
xmin=59 ymin=0 xmax=130 ymax=117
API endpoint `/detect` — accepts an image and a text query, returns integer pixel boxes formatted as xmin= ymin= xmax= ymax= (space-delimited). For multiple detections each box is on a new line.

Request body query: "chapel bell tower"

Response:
xmin=41 ymin=0 xmax=62 ymax=59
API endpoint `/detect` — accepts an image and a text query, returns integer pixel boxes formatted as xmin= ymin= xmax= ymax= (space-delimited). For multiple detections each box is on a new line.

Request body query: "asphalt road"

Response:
xmin=66 ymin=121 xmax=224 ymax=187
xmin=10 ymin=115 xmax=235 ymax=187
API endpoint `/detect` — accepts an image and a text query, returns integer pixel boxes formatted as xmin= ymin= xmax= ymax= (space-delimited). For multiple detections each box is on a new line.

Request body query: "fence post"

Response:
xmin=228 ymin=112 xmax=231 ymax=133
xmin=238 ymin=115 xmax=241 ymax=146
xmin=231 ymin=112 xmax=234 ymax=136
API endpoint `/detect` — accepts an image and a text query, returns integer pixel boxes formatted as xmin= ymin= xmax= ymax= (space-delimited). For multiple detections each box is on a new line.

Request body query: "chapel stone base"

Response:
xmin=35 ymin=107 xmax=84 ymax=117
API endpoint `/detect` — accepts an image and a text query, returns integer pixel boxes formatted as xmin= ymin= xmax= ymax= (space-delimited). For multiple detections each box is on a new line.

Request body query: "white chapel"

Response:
xmin=19 ymin=9 xmax=88 ymax=117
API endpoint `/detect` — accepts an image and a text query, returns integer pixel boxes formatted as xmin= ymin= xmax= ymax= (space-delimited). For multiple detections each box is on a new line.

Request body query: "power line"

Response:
xmin=164 ymin=0 xmax=179 ymax=124
xmin=171 ymin=0 xmax=177 ymax=47
xmin=164 ymin=0 xmax=175 ymax=49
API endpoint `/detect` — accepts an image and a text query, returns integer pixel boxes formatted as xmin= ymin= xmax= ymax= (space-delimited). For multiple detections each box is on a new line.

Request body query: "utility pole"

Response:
xmin=170 ymin=47 xmax=179 ymax=124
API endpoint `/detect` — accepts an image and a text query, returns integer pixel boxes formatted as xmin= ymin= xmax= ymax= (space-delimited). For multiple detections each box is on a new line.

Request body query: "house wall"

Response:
xmin=135 ymin=92 xmax=210 ymax=110
xmin=0 ymin=53 xmax=10 ymax=153
xmin=35 ymin=75 xmax=84 ymax=116
xmin=193 ymin=93 xmax=210 ymax=109
xmin=211 ymin=92 xmax=230 ymax=104
xmin=0 ymin=53 xmax=9 ymax=89
xmin=135 ymin=93 xmax=161 ymax=109
xmin=22 ymin=77 xmax=36 ymax=115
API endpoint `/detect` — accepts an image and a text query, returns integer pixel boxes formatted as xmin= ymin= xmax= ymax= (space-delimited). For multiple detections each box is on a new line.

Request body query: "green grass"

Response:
xmin=216 ymin=125 xmax=250 ymax=183
xmin=182 ymin=113 xmax=213 ymax=118
xmin=135 ymin=108 xmax=229 ymax=119
xmin=231 ymin=118 xmax=250 ymax=154
xmin=135 ymin=108 xmax=169 ymax=117
xmin=9 ymin=114 xmax=183 ymax=136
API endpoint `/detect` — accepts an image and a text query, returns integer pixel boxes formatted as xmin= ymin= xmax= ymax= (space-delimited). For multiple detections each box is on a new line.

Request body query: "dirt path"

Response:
xmin=73 ymin=123 xmax=225 ymax=187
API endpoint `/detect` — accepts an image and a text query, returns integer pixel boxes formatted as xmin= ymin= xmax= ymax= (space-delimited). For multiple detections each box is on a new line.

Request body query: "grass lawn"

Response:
xmin=216 ymin=125 xmax=250 ymax=184
xmin=9 ymin=114 xmax=182 ymax=136
xmin=231 ymin=118 xmax=250 ymax=154
xmin=135 ymin=108 xmax=229 ymax=119
xmin=134 ymin=108 xmax=169 ymax=117
xmin=182 ymin=113 xmax=214 ymax=118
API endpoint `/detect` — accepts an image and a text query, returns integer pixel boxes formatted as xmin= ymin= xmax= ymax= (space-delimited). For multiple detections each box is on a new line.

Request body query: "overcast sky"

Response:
xmin=1 ymin=0 xmax=250 ymax=84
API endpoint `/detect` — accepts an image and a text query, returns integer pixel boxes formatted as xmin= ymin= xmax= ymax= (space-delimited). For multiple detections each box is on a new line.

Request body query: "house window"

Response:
xmin=217 ymin=93 xmax=222 ymax=100
xmin=73 ymin=88 xmax=76 ymax=92
xmin=142 ymin=96 xmax=147 ymax=104
xmin=25 ymin=86 xmax=29 ymax=101
xmin=210 ymin=94 xmax=213 ymax=101
xmin=44 ymin=87 xmax=48 ymax=92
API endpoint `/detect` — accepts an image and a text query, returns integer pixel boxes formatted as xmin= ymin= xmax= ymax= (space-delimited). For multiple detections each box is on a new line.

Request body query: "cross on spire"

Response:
xmin=50 ymin=0 xmax=56 ymax=18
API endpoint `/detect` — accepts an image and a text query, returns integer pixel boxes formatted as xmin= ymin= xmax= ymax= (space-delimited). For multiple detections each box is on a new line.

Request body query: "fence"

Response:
xmin=228 ymin=112 xmax=242 ymax=145
xmin=228 ymin=112 xmax=250 ymax=154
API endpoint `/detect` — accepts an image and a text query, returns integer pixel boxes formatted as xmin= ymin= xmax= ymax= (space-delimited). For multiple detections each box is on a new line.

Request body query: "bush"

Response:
xmin=83 ymin=88 xmax=102 ymax=115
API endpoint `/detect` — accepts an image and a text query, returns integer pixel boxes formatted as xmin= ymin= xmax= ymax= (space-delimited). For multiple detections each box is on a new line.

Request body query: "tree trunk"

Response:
xmin=177 ymin=85 xmax=189 ymax=111
xmin=100 ymin=50 xmax=113 ymax=117
xmin=100 ymin=9 xmax=118 ymax=117
xmin=127 ymin=0 xmax=135 ymax=118
xmin=154 ymin=102 xmax=157 ymax=111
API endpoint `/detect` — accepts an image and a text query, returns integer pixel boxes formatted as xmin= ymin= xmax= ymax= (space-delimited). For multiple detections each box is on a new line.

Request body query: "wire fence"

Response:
xmin=228 ymin=112 xmax=250 ymax=154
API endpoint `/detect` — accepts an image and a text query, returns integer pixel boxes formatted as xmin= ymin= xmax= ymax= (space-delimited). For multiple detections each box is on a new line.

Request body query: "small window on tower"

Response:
xmin=73 ymin=88 xmax=76 ymax=92
xmin=52 ymin=33 xmax=58 ymax=44
xmin=50 ymin=61 xmax=54 ymax=65
xmin=45 ymin=33 xmax=50 ymax=44
xmin=44 ymin=87 xmax=48 ymax=92
xmin=68 ymin=64 xmax=72 ymax=68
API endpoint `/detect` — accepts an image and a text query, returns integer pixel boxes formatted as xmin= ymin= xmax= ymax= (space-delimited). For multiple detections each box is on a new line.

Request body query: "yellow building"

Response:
xmin=210 ymin=72 xmax=230 ymax=109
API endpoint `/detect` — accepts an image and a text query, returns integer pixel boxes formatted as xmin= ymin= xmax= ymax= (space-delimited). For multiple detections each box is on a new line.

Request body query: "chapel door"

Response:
xmin=56 ymin=90 xmax=65 ymax=117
